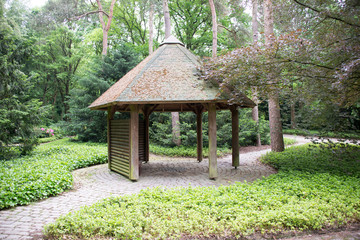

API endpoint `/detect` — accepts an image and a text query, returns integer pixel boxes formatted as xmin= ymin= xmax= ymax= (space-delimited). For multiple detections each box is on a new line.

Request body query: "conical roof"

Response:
xmin=89 ymin=36 xmax=255 ymax=110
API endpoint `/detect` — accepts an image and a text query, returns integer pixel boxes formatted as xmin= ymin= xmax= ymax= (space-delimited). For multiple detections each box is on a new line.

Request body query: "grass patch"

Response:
xmin=0 ymin=138 xmax=107 ymax=209
xmin=38 ymin=136 xmax=58 ymax=143
xmin=150 ymin=144 xmax=231 ymax=157
xmin=150 ymin=138 xmax=296 ymax=158
xmin=44 ymin=144 xmax=360 ymax=239
xmin=283 ymin=129 xmax=360 ymax=139
xmin=284 ymin=137 xmax=297 ymax=146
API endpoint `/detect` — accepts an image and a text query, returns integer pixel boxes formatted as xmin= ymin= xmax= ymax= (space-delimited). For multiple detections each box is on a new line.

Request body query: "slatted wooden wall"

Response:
xmin=109 ymin=119 xmax=145 ymax=178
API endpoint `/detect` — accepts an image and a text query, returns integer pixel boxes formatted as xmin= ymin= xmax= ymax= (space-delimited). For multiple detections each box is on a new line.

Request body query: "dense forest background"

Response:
xmin=1 ymin=0 xmax=359 ymax=158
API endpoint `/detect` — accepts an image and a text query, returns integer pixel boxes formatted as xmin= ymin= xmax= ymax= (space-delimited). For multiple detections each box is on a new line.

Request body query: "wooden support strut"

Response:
xmin=142 ymin=104 xmax=157 ymax=163
xmin=107 ymin=106 xmax=116 ymax=170
xmin=230 ymin=105 xmax=240 ymax=168
xmin=208 ymin=103 xmax=217 ymax=179
xmin=129 ymin=105 xmax=139 ymax=181
xmin=195 ymin=105 xmax=204 ymax=162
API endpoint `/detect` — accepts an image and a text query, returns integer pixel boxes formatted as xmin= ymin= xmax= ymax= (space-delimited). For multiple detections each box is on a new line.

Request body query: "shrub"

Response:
xmin=149 ymin=144 xmax=231 ymax=158
xmin=0 ymin=138 xmax=107 ymax=209
xmin=150 ymin=109 xmax=270 ymax=148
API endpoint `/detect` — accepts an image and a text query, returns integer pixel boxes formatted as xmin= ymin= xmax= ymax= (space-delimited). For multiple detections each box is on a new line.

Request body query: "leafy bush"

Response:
xmin=150 ymin=109 xmax=270 ymax=148
xmin=149 ymin=144 xmax=231 ymax=158
xmin=283 ymin=137 xmax=297 ymax=146
xmin=0 ymin=138 xmax=107 ymax=209
xmin=283 ymin=129 xmax=360 ymax=140
xmin=261 ymin=144 xmax=360 ymax=178
xmin=44 ymin=144 xmax=360 ymax=239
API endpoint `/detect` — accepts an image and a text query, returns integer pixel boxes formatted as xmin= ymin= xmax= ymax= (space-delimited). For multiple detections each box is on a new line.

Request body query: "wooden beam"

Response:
xmin=196 ymin=105 xmax=203 ymax=162
xmin=143 ymin=105 xmax=151 ymax=163
xmin=208 ymin=103 xmax=217 ymax=179
xmin=230 ymin=106 xmax=240 ymax=168
xmin=107 ymin=106 xmax=115 ymax=170
xmin=129 ymin=105 xmax=139 ymax=180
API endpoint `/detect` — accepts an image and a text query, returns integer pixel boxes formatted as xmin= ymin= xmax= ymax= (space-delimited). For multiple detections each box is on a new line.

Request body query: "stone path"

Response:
xmin=0 ymin=135 xmax=358 ymax=240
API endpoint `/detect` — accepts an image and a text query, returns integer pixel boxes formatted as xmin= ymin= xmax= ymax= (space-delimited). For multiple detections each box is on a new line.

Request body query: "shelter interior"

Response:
xmin=106 ymin=102 xmax=244 ymax=181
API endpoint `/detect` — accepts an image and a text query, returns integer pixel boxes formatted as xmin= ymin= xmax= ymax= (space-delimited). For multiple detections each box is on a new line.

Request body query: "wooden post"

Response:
xmin=130 ymin=105 xmax=139 ymax=180
xmin=196 ymin=106 xmax=203 ymax=162
xmin=208 ymin=103 xmax=217 ymax=179
xmin=144 ymin=107 xmax=150 ymax=163
xmin=107 ymin=106 xmax=115 ymax=170
xmin=231 ymin=106 xmax=240 ymax=168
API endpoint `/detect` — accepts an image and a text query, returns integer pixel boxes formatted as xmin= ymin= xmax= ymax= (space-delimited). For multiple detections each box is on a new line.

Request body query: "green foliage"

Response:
xmin=150 ymin=109 xmax=270 ymax=148
xmin=44 ymin=144 xmax=360 ymax=239
xmin=64 ymin=46 xmax=140 ymax=142
xmin=149 ymin=144 xmax=230 ymax=158
xmin=0 ymin=139 xmax=107 ymax=209
xmin=0 ymin=7 xmax=48 ymax=158
xmin=169 ymin=0 xmax=212 ymax=56
xmin=283 ymin=137 xmax=296 ymax=146
xmin=261 ymin=144 xmax=360 ymax=177
xmin=283 ymin=129 xmax=360 ymax=140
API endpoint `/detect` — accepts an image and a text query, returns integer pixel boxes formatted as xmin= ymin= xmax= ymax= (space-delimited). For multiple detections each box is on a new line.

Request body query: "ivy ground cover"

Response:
xmin=0 ymin=139 xmax=107 ymax=209
xmin=44 ymin=144 xmax=360 ymax=239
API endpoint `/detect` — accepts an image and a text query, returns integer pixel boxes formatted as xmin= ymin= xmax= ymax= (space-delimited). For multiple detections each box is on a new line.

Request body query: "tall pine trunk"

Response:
xmin=163 ymin=0 xmax=181 ymax=145
xmin=163 ymin=0 xmax=171 ymax=38
xmin=264 ymin=0 xmax=284 ymax=152
xmin=149 ymin=0 xmax=154 ymax=54
xmin=252 ymin=0 xmax=261 ymax=146
xmin=209 ymin=0 xmax=217 ymax=58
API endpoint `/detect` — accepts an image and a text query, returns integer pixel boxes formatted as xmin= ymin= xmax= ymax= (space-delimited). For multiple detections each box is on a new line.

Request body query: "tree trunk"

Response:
xmin=209 ymin=0 xmax=217 ymax=58
xmin=252 ymin=0 xmax=261 ymax=146
xmin=171 ymin=112 xmax=181 ymax=146
xmin=149 ymin=0 xmax=154 ymax=54
xmin=291 ymin=102 xmax=296 ymax=129
xmin=163 ymin=0 xmax=171 ymax=38
xmin=252 ymin=0 xmax=258 ymax=43
xmin=96 ymin=0 xmax=116 ymax=56
xmin=163 ymin=0 xmax=180 ymax=145
xmin=252 ymin=91 xmax=261 ymax=146
xmin=264 ymin=0 xmax=284 ymax=152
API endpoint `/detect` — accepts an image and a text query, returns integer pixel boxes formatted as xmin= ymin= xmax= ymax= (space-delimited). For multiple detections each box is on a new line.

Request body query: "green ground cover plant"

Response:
xmin=150 ymin=138 xmax=296 ymax=157
xmin=0 ymin=139 xmax=107 ymax=209
xmin=149 ymin=144 xmax=231 ymax=157
xmin=44 ymin=144 xmax=360 ymax=239
xmin=283 ymin=129 xmax=360 ymax=140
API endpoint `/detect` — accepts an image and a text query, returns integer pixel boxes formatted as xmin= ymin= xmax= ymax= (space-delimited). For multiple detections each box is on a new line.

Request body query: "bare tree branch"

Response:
xmin=67 ymin=10 xmax=109 ymax=21
xmin=292 ymin=0 xmax=360 ymax=28
xmin=218 ymin=24 xmax=237 ymax=34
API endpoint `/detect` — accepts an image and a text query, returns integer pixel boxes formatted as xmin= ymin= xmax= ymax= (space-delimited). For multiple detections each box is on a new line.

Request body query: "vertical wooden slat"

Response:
xmin=208 ymin=103 xmax=217 ymax=179
xmin=144 ymin=114 xmax=150 ymax=163
xmin=143 ymin=105 xmax=150 ymax=163
xmin=231 ymin=106 xmax=240 ymax=168
xmin=130 ymin=105 xmax=139 ymax=180
xmin=107 ymin=106 xmax=115 ymax=170
xmin=196 ymin=106 xmax=203 ymax=162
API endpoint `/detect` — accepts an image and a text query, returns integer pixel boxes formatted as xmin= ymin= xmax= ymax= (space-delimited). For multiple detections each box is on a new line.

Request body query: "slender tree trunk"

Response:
xmin=96 ymin=0 xmax=116 ymax=56
xmin=149 ymin=0 xmax=154 ymax=54
xmin=251 ymin=0 xmax=261 ymax=146
xmin=291 ymin=102 xmax=296 ymax=129
xmin=171 ymin=112 xmax=181 ymax=146
xmin=209 ymin=0 xmax=217 ymax=58
xmin=162 ymin=0 xmax=180 ymax=145
xmin=163 ymin=0 xmax=171 ymax=38
xmin=252 ymin=0 xmax=258 ymax=43
xmin=264 ymin=0 xmax=284 ymax=152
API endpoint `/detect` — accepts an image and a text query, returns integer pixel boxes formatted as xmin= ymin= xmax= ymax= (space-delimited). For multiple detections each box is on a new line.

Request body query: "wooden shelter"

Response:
xmin=89 ymin=36 xmax=255 ymax=181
